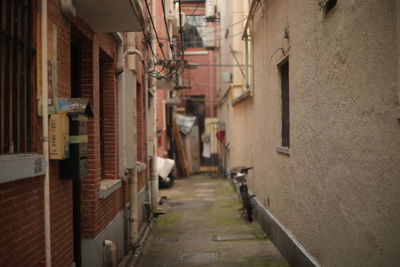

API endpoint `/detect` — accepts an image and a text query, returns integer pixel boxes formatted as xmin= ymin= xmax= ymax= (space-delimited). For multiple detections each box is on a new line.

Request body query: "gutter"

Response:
xmin=241 ymin=0 xmax=261 ymax=93
xmin=115 ymin=45 xmax=144 ymax=249
xmin=241 ymin=0 xmax=261 ymax=41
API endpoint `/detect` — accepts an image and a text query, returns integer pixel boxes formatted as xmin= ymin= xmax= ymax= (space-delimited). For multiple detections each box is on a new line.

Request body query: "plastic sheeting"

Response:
xmin=175 ymin=114 xmax=196 ymax=135
xmin=156 ymin=157 xmax=175 ymax=179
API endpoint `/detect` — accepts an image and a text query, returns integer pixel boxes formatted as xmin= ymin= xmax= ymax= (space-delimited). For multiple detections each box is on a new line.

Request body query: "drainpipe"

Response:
xmin=244 ymin=37 xmax=250 ymax=91
xmin=396 ymin=0 xmax=400 ymax=105
xmin=241 ymin=0 xmax=260 ymax=93
xmin=104 ymin=240 xmax=117 ymax=267
xmin=116 ymin=47 xmax=144 ymax=248
xmin=41 ymin=0 xmax=51 ymax=265
xmin=150 ymin=0 xmax=159 ymax=212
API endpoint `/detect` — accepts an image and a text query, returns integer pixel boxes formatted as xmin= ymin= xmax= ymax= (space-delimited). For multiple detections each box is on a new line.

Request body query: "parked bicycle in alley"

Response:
xmin=228 ymin=166 xmax=255 ymax=222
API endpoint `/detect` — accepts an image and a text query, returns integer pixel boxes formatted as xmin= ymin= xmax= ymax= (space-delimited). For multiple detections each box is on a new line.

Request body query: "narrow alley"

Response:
xmin=1 ymin=0 xmax=399 ymax=266
xmin=136 ymin=174 xmax=288 ymax=267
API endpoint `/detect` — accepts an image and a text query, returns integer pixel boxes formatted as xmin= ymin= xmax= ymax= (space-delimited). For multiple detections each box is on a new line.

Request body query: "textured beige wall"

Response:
xmin=219 ymin=0 xmax=400 ymax=266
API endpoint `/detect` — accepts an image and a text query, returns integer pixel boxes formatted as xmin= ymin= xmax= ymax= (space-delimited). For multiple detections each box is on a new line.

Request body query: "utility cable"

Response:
xmin=160 ymin=0 xmax=176 ymax=61
xmin=129 ymin=0 xmax=159 ymax=62
xmin=178 ymin=0 xmax=185 ymax=60
xmin=182 ymin=0 xmax=202 ymax=28
xmin=144 ymin=0 xmax=167 ymax=61
xmin=182 ymin=31 xmax=244 ymax=46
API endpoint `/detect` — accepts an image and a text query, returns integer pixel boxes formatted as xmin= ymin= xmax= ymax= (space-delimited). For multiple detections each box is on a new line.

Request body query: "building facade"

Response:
xmin=218 ymin=0 xmax=400 ymax=266
xmin=0 ymin=0 xmax=159 ymax=266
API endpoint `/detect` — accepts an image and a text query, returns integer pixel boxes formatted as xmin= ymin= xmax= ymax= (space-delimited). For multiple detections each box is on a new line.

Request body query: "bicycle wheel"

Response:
xmin=240 ymin=186 xmax=253 ymax=222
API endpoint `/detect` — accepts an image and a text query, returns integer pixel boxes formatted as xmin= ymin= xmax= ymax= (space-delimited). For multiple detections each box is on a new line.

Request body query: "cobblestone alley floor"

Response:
xmin=136 ymin=174 xmax=288 ymax=267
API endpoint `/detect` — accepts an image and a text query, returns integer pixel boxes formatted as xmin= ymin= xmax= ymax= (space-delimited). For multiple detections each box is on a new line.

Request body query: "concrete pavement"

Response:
xmin=136 ymin=174 xmax=288 ymax=267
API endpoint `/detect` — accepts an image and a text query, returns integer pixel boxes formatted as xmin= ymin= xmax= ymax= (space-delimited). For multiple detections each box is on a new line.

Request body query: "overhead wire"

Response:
xmin=129 ymin=0 xmax=159 ymax=64
xmin=182 ymin=0 xmax=202 ymax=28
xmin=182 ymin=31 xmax=244 ymax=46
xmin=178 ymin=0 xmax=185 ymax=60
xmin=144 ymin=0 xmax=167 ymax=61
xmin=160 ymin=0 xmax=176 ymax=61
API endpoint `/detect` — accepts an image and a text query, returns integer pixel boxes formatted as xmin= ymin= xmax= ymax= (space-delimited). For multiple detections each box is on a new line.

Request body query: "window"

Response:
xmin=99 ymin=59 xmax=106 ymax=178
xmin=321 ymin=0 xmax=337 ymax=14
xmin=280 ymin=60 xmax=290 ymax=148
xmin=182 ymin=15 xmax=206 ymax=48
xmin=98 ymin=51 xmax=115 ymax=179
xmin=0 ymin=0 xmax=35 ymax=154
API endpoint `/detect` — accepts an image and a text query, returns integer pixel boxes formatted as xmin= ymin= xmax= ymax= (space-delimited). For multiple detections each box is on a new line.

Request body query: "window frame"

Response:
xmin=0 ymin=0 xmax=36 ymax=155
xmin=277 ymin=57 xmax=290 ymax=155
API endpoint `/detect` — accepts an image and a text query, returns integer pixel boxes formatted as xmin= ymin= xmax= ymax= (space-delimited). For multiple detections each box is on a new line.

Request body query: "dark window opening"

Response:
xmin=280 ymin=60 xmax=290 ymax=148
xmin=1 ymin=0 xmax=35 ymax=154
xmin=182 ymin=15 xmax=206 ymax=48
xmin=323 ymin=0 xmax=337 ymax=14
xmin=99 ymin=58 xmax=105 ymax=179
xmin=71 ymin=41 xmax=81 ymax=98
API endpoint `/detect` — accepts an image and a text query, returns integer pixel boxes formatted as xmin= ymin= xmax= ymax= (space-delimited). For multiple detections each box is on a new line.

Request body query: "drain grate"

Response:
xmin=169 ymin=200 xmax=209 ymax=209
xmin=214 ymin=233 xmax=256 ymax=241
xmin=179 ymin=252 xmax=219 ymax=263
xmin=195 ymin=188 xmax=216 ymax=193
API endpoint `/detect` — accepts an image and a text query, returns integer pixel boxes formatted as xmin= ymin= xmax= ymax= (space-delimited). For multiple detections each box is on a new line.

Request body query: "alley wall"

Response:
xmin=218 ymin=0 xmax=400 ymax=266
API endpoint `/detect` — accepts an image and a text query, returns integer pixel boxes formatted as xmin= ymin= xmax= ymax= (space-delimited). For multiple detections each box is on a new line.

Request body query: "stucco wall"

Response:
xmin=219 ymin=0 xmax=400 ymax=266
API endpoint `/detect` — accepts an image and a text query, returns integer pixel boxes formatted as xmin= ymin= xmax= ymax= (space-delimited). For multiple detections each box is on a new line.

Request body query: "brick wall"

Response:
xmin=72 ymin=21 xmax=125 ymax=239
xmin=182 ymin=51 xmax=218 ymax=118
xmin=1 ymin=1 xmax=151 ymax=266
xmin=0 ymin=1 xmax=75 ymax=266
xmin=0 ymin=177 xmax=45 ymax=266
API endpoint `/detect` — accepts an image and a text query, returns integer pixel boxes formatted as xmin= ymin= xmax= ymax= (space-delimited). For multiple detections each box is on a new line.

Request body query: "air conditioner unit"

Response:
xmin=205 ymin=0 xmax=217 ymax=19
xmin=174 ymin=3 xmax=186 ymax=33
xmin=205 ymin=26 xmax=217 ymax=49
xmin=222 ymin=72 xmax=232 ymax=83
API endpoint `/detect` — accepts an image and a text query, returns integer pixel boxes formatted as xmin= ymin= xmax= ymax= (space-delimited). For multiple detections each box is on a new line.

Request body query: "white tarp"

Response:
xmin=156 ymin=157 xmax=175 ymax=179
xmin=175 ymin=114 xmax=196 ymax=135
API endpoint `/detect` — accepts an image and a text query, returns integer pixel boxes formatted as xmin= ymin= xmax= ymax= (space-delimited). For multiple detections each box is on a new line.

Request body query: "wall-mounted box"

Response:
xmin=49 ymin=113 xmax=70 ymax=160
xmin=59 ymin=116 xmax=89 ymax=180
xmin=59 ymin=98 xmax=93 ymax=179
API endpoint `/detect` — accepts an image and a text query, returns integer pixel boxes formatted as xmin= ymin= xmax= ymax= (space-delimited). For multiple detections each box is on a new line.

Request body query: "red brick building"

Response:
xmin=0 ymin=0 xmax=156 ymax=266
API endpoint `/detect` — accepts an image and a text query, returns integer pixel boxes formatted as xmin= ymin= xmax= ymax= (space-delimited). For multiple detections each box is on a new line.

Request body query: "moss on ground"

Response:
xmin=240 ymin=256 xmax=289 ymax=267
xmin=155 ymin=211 xmax=181 ymax=231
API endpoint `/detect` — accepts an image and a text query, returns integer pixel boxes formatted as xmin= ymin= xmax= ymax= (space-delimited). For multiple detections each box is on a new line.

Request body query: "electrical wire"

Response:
xmin=129 ymin=0 xmax=159 ymax=63
xmin=203 ymin=17 xmax=247 ymax=35
xmin=182 ymin=0 xmax=202 ymax=28
xmin=182 ymin=31 xmax=244 ymax=46
xmin=160 ymin=0 xmax=176 ymax=61
xmin=144 ymin=0 xmax=167 ymax=61
xmin=178 ymin=0 xmax=185 ymax=60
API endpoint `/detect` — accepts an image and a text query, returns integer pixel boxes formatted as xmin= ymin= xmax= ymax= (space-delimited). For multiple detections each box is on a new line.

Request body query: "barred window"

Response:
xmin=0 ymin=0 xmax=35 ymax=154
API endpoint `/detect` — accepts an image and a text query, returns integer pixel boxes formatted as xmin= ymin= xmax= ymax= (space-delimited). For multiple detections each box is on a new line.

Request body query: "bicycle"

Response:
xmin=229 ymin=167 xmax=254 ymax=222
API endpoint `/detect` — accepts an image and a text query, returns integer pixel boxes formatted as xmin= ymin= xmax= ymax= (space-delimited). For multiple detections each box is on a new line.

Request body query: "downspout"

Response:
xmin=244 ymin=37 xmax=250 ymax=91
xmin=116 ymin=47 xmax=144 ymax=248
xmin=41 ymin=0 xmax=51 ymax=265
xmin=396 ymin=0 xmax=400 ymax=106
xmin=242 ymin=0 xmax=260 ymax=93
xmin=103 ymin=240 xmax=117 ymax=267
xmin=150 ymin=0 xmax=159 ymax=212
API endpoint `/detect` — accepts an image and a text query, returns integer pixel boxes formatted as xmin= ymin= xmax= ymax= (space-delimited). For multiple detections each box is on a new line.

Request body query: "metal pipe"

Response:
xmin=41 ymin=0 xmax=51 ymax=265
xmin=244 ymin=37 xmax=250 ymax=90
xmin=115 ymin=45 xmax=143 ymax=249
xmin=116 ymin=49 xmax=144 ymax=75
xmin=241 ymin=0 xmax=261 ymax=41
xmin=150 ymin=0 xmax=158 ymax=212
xmin=104 ymin=240 xmax=117 ymax=267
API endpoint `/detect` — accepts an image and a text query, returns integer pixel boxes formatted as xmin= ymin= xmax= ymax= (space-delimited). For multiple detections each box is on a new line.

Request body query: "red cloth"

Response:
xmin=216 ymin=130 xmax=225 ymax=144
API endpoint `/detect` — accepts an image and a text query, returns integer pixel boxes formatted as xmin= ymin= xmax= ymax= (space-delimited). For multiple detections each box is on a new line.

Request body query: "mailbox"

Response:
xmin=59 ymin=99 xmax=93 ymax=180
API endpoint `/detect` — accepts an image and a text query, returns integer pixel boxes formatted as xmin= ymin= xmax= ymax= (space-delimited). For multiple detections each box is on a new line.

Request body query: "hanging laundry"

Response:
xmin=202 ymin=134 xmax=211 ymax=158
xmin=216 ymin=130 xmax=225 ymax=144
